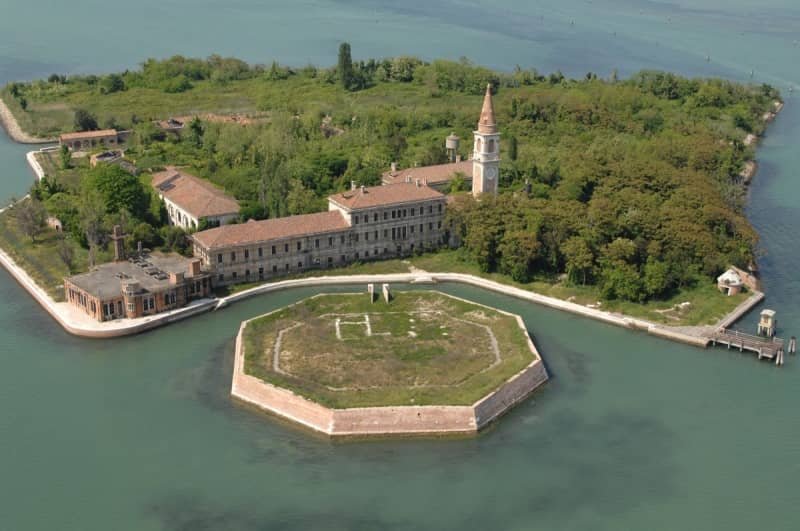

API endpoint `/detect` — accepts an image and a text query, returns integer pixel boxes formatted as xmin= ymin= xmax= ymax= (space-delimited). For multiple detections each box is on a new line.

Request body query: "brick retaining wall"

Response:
xmin=230 ymin=307 xmax=549 ymax=437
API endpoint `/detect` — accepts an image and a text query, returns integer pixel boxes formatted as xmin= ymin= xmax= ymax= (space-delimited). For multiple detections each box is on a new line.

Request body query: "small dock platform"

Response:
xmin=710 ymin=329 xmax=785 ymax=364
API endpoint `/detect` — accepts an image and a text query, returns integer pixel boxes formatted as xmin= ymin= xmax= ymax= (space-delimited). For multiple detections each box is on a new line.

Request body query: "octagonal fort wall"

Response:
xmin=230 ymin=300 xmax=549 ymax=437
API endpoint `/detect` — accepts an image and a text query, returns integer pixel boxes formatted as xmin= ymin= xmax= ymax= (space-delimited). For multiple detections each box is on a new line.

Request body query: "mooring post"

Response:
xmin=789 ymin=336 xmax=797 ymax=354
xmin=367 ymin=283 xmax=375 ymax=303
xmin=382 ymin=283 xmax=391 ymax=303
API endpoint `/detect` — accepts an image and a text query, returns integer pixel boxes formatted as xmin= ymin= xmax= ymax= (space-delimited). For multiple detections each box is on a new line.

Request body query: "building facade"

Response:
xmin=152 ymin=168 xmax=240 ymax=230
xmin=64 ymin=254 xmax=212 ymax=322
xmin=59 ymin=129 xmax=130 ymax=151
xmin=189 ymin=88 xmax=500 ymax=287
xmin=191 ymin=182 xmax=447 ymax=286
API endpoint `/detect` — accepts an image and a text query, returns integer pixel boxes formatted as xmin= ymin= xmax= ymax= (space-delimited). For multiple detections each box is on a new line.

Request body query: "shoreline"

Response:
xmin=0 ymin=229 xmax=765 ymax=346
xmin=0 ymin=96 xmax=779 ymax=348
xmin=0 ymin=97 xmax=56 ymax=144
xmin=230 ymin=309 xmax=549 ymax=437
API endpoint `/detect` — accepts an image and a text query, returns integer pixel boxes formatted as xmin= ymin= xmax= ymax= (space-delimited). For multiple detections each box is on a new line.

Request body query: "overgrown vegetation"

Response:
xmin=242 ymin=291 xmax=535 ymax=407
xmin=2 ymin=47 xmax=779 ymax=305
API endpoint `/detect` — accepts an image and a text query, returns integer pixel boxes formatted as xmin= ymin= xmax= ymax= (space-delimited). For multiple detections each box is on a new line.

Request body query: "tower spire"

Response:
xmin=477 ymin=83 xmax=496 ymax=134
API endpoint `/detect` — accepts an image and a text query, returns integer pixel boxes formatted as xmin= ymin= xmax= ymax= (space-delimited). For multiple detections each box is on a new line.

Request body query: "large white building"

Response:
xmin=152 ymin=167 xmax=240 ymax=230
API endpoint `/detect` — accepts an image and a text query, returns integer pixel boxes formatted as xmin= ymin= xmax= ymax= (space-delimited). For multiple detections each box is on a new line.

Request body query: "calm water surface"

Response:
xmin=1 ymin=1 xmax=799 ymax=530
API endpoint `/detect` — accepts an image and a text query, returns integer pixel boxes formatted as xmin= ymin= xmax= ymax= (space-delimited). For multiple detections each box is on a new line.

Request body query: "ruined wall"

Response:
xmin=331 ymin=406 xmax=476 ymax=436
xmin=230 ymin=310 xmax=549 ymax=437
xmin=473 ymin=316 xmax=549 ymax=428
xmin=473 ymin=359 xmax=548 ymax=429
xmin=230 ymin=323 xmax=335 ymax=434
xmin=730 ymin=265 xmax=761 ymax=292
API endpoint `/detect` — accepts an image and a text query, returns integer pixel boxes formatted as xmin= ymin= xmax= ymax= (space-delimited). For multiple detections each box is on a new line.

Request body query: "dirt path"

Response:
xmin=0 ymin=97 xmax=56 ymax=144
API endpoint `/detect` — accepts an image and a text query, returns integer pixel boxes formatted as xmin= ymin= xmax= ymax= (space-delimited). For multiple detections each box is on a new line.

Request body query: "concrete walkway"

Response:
xmin=216 ymin=272 xmax=753 ymax=349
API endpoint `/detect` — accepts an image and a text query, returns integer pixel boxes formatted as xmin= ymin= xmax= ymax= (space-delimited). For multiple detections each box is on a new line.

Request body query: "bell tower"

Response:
xmin=472 ymin=84 xmax=500 ymax=197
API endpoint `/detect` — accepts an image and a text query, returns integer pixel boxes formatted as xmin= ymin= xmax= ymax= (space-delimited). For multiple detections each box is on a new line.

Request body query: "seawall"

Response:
xmin=230 ymin=315 xmax=549 ymax=437
xmin=217 ymin=272 xmax=722 ymax=348
xmin=0 ymin=232 xmax=765 ymax=344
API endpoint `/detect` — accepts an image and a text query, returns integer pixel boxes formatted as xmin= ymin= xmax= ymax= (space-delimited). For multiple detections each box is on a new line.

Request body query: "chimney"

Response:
xmin=169 ymin=271 xmax=184 ymax=285
xmin=456 ymin=154 xmax=461 ymax=163
xmin=390 ymin=161 xmax=397 ymax=172
xmin=111 ymin=225 xmax=125 ymax=262
xmin=405 ymin=175 xmax=411 ymax=183
xmin=137 ymin=241 xmax=143 ymax=255
xmin=415 ymin=178 xmax=420 ymax=188
xmin=360 ymin=185 xmax=366 ymax=194
xmin=351 ymin=180 xmax=356 ymax=191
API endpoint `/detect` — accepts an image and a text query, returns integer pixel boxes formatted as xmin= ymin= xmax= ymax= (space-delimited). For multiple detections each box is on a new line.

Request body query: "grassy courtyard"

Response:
xmin=242 ymin=291 xmax=537 ymax=408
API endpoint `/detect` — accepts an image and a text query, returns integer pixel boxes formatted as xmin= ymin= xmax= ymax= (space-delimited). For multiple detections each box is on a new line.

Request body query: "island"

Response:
xmin=0 ymin=48 xmax=783 ymax=347
xmin=232 ymin=288 xmax=547 ymax=436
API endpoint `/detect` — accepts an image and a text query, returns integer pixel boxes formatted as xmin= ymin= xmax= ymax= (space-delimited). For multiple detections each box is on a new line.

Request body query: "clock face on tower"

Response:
xmin=486 ymin=166 xmax=497 ymax=180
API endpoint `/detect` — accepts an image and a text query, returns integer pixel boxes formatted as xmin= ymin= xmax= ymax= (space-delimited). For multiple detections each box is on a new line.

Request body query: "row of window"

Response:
xmin=354 ymin=222 xmax=442 ymax=242
xmin=215 ymin=221 xmax=444 ymax=264
xmin=353 ymin=203 xmax=443 ymax=225
xmin=218 ymin=239 xmax=307 ymax=264
xmin=216 ymin=241 xmax=444 ymax=283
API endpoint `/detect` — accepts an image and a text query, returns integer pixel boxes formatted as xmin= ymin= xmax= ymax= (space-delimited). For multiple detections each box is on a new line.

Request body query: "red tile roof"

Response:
xmin=381 ymin=160 xmax=473 ymax=186
xmin=152 ymin=168 xmax=239 ymax=219
xmin=192 ymin=211 xmax=350 ymax=249
xmin=59 ymin=129 xmax=118 ymax=141
xmin=329 ymin=182 xmax=445 ymax=211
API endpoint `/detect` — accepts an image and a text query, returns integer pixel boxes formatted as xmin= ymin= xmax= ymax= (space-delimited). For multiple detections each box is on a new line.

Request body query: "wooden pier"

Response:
xmin=710 ymin=329 xmax=785 ymax=365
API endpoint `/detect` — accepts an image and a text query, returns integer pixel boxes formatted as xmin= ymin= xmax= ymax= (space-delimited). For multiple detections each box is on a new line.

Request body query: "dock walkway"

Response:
xmin=710 ymin=329 xmax=784 ymax=360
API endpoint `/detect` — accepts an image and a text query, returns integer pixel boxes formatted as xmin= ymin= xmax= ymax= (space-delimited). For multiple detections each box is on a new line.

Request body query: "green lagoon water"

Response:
xmin=1 ymin=1 xmax=799 ymax=529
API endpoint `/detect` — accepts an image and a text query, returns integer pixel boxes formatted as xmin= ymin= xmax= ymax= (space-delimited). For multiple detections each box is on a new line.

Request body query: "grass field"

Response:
xmin=0 ymin=206 xmax=92 ymax=301
xmin=2 ymin=77 xmax=487 ymax=138
xmin=242 ymin=291 xmax=536 ymax=408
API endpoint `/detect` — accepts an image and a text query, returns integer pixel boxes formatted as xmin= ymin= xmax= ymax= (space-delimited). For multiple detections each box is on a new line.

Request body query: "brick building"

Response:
xmin=59 ymin=129 xmax=129 ymax=151
xmin=152 ymin=168 xmax=240 ymax=229
xmin=190 ymin=86 xmax=501 ymax=287
xmin=191 ymin=181 xmax=447 ymax=286
xmin=64 ymin=253 xmax=212 ymax=322
xmin=381 ymin=159 xmax=473 ymax=191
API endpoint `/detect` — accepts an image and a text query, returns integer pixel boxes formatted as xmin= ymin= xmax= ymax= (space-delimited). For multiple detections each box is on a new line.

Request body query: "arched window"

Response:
xmin=488 ymin=139 xmax=495 ymax=153
xmin=476 ymin=138 xmax=482 ymax=152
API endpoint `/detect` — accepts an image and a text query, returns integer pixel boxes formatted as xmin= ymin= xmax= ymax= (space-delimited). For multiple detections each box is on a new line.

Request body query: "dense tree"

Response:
xmin=83 ymin=165 xmax=150 ymax=220
xmin=338 ymin=42 xmax=355 ymax=91
xmin=59 ymin=145 xmax=71 ymax=169
xmin=13 ymin=198 xmax=46 ymax=242
xmin=99 ymin=73 xmax=125 ymax=94
xmin=8 ymin=55 xmax=775 ymax=301
xmin=56 ymin=234 xmax=75 ymax=273
xmin=562 ymin=236 xmax=594 ymax=285
xmin=73 ymin=109 xmax=98 ymax=131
